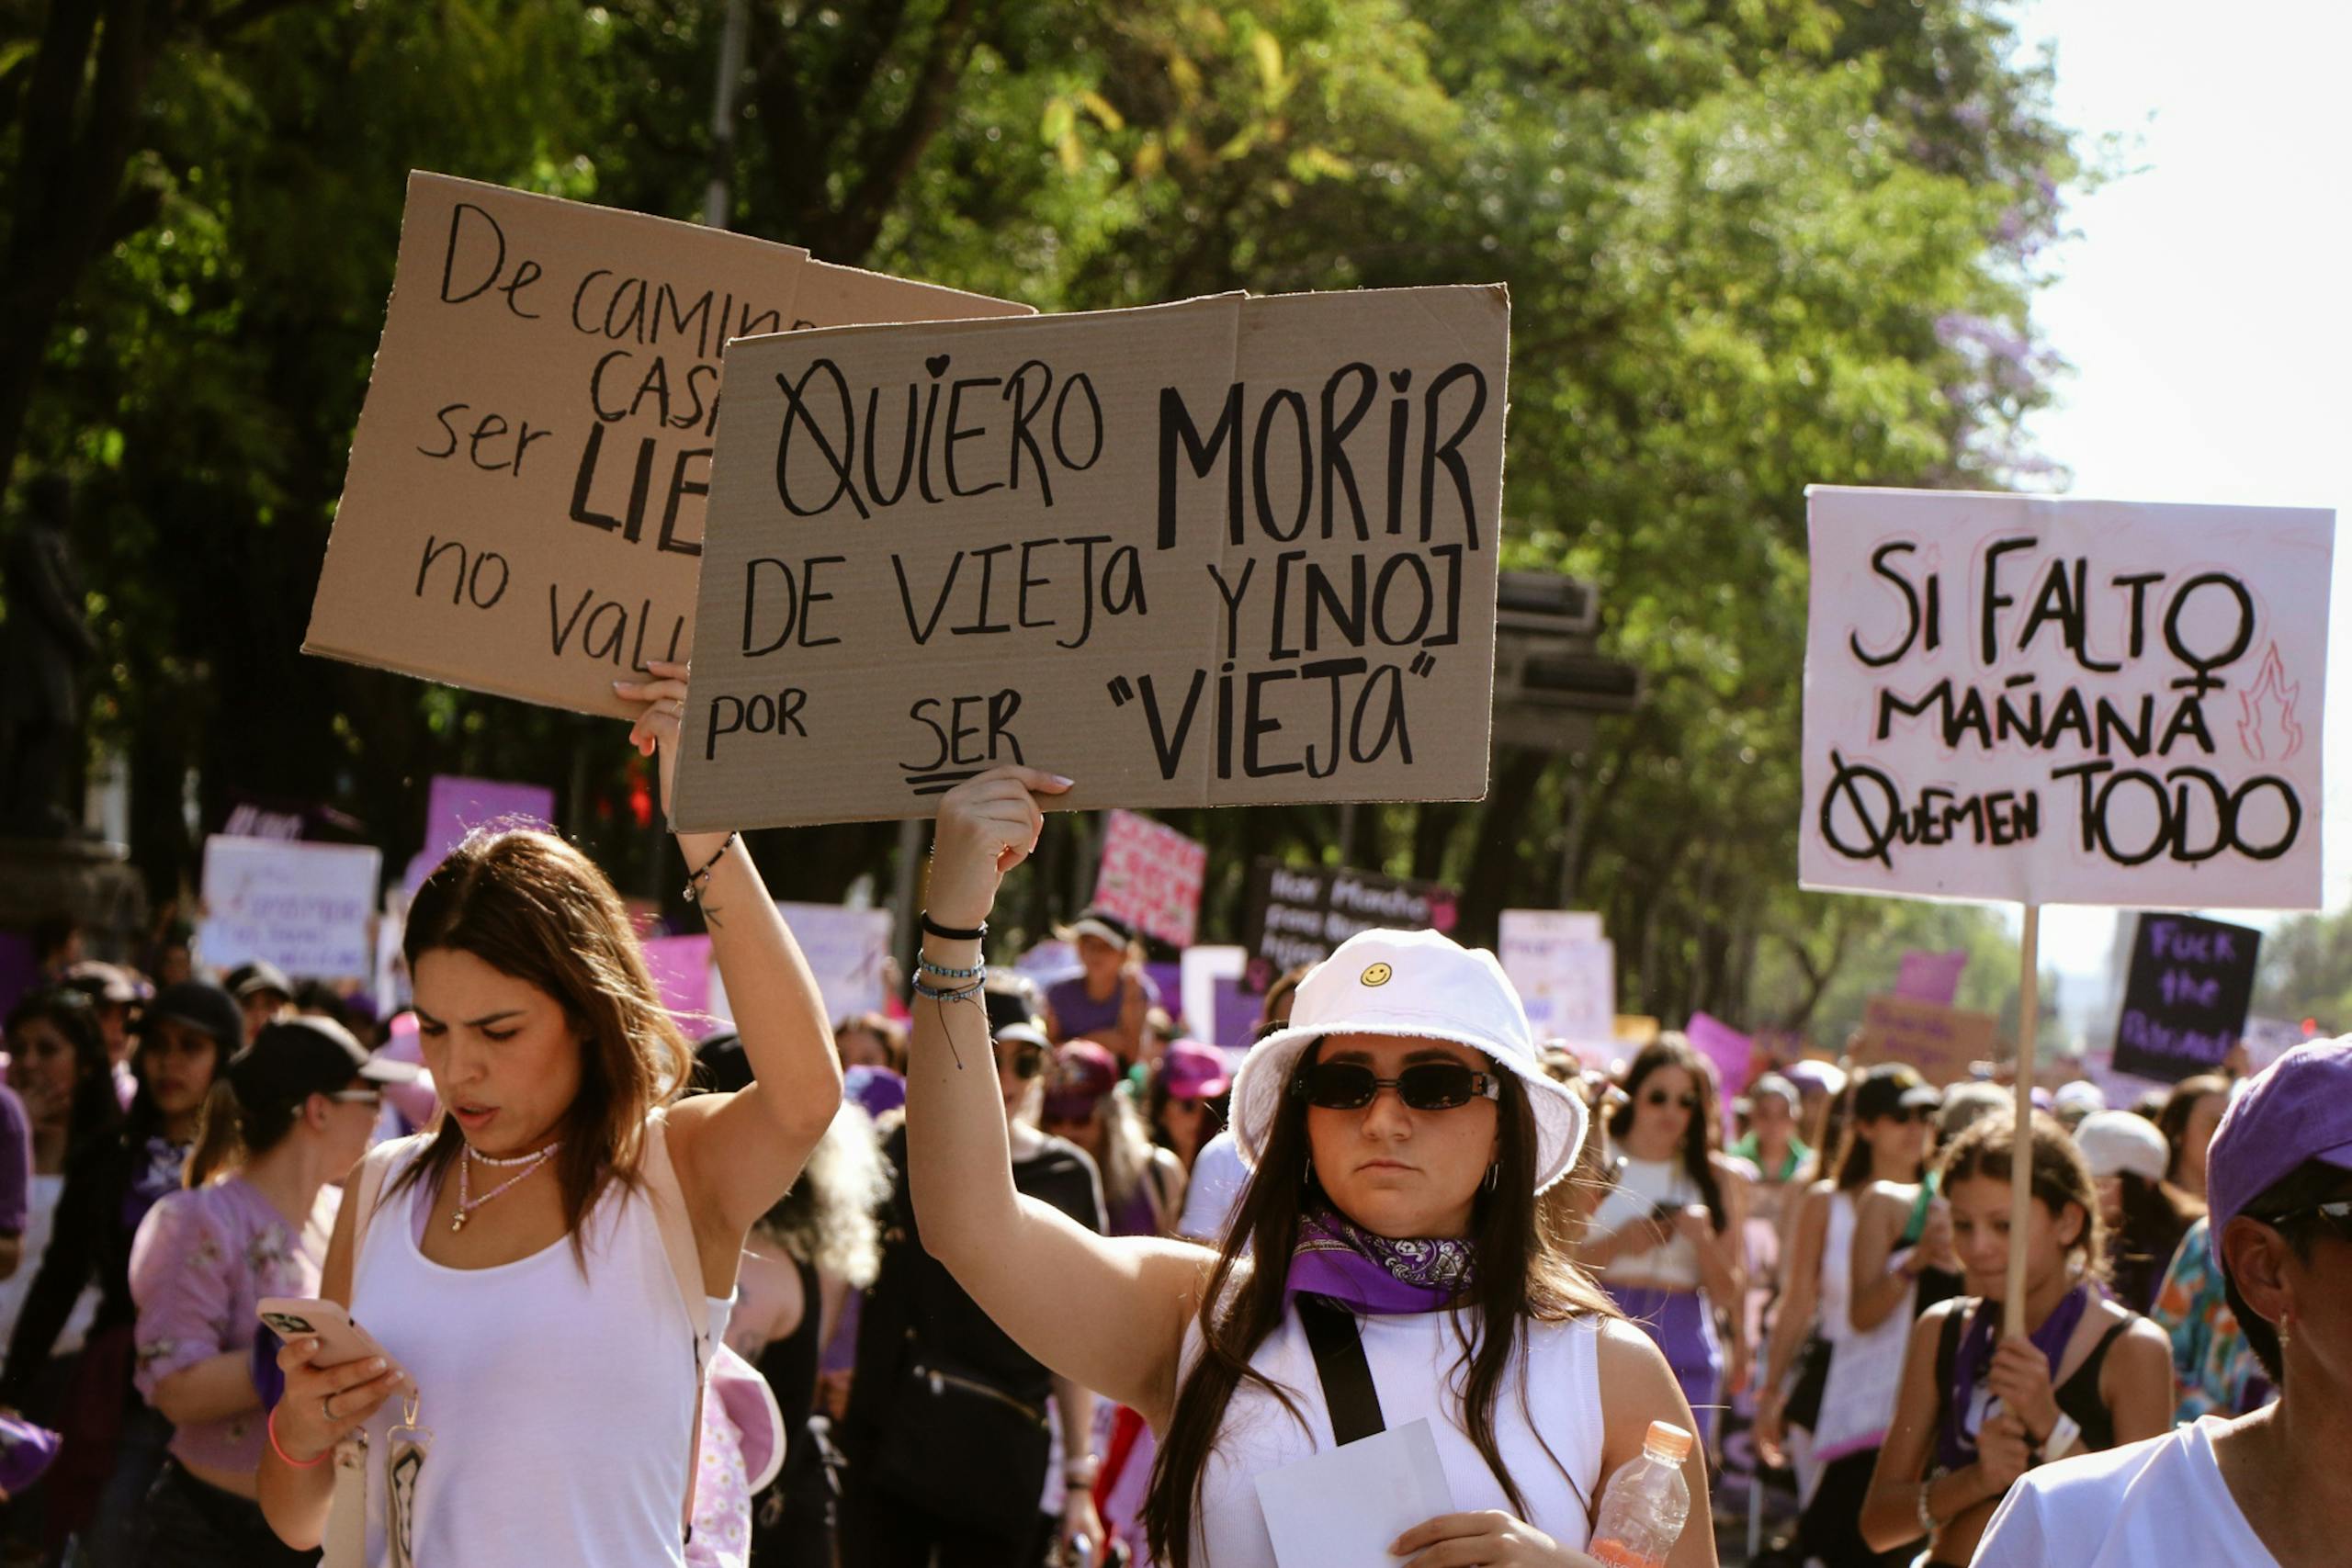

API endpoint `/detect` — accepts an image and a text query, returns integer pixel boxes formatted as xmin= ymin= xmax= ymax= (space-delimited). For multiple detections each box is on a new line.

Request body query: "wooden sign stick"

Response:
xmin=2004 ymin=904 xmax=2041 ymax=1339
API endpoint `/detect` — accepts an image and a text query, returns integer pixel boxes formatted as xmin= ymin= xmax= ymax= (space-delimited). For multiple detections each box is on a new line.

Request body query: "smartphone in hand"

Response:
xmin=257 ymin=1296 xmax=396 ymax=1373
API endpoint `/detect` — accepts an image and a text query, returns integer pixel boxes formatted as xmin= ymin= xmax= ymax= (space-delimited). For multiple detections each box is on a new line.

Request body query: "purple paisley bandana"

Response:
xmin=1286 ymin=1207 xmax=1476 ymax=1314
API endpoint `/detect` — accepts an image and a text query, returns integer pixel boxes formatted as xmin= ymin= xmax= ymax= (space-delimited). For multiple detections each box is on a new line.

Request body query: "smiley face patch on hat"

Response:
xmin=1360 ymin=963 xmax=1394 ymax=987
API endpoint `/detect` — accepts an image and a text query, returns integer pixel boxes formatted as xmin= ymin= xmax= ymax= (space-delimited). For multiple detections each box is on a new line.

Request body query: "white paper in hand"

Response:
xmin=1253 ymin=1417 xmax=1456 ymax=1568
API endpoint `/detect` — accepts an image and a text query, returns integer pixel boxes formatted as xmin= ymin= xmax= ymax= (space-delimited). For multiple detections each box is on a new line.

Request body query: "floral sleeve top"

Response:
xmin=130 ymin=1177 xmax=335 ymax=1473
xmin=2149 ymin=1216 xmax=2272 ymax=1424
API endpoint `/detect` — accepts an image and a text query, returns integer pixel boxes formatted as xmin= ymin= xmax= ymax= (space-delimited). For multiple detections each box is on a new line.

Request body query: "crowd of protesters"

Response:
xmin=0 ymin=695 xmax=2340 ymax=1568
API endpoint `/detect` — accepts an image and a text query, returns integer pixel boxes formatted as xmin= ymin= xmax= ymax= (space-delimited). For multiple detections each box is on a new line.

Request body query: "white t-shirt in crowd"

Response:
xmin=1178 ymin=1131 xmax=1250 ymax=1242
xmin=1971 ymin=1416 xmax=2278 ymax=1568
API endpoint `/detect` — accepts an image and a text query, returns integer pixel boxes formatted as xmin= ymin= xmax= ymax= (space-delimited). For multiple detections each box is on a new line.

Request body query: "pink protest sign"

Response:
xmin=1894 ymin=949 xmax=1967 ymax=1006
xmin=639 ymin=934 xmax=718 ymax=1037
xmin=1091 ymin=809 xmax=1208 ymax=947
xmin=406 ymin=774 xmax=558 ymax=894
xmin=1685 ymin=1011 xmax=1757 ymax=1102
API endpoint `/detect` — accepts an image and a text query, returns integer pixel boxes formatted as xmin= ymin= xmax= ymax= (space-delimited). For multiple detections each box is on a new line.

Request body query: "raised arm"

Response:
xmin=905 ymin=768 xmax=1210 ymax=1427
xmin=620 ymin=660 xmax=843 ymax=1276
xmin=1848 ymin=1185 xmax=1920 ymax=1332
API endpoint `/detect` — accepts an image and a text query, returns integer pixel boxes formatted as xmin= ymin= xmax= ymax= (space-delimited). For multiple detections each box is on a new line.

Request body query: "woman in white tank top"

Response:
xmin=897 ymin=770 xmax=1719 ymax=1568
xmin=257 ymin=663 xmax=845 ymax=1568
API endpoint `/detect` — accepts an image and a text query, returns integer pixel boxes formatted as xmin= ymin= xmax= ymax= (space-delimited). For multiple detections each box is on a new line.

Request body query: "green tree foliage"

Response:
xmin=2 ymin=0 xmax=2075 ymax=1032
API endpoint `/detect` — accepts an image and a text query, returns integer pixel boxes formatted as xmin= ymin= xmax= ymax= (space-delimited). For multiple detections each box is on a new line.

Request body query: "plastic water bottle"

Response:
xmin=1588 ymin=1420 xmax=1693 ymax=1568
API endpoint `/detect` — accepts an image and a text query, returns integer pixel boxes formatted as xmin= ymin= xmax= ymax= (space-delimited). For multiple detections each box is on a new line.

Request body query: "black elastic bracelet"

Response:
xmin=683 ymin=832 xmax=738 ymax=904
xmin=919 ymin=909 xmax=988 ymax=942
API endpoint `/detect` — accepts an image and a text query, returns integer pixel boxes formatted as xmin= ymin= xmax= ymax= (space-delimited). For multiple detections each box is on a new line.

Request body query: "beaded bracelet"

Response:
xmin=911 ymin=976 xmax=987 ymax=1004
xmin=915 ymin=956 xmax=986 ymax=980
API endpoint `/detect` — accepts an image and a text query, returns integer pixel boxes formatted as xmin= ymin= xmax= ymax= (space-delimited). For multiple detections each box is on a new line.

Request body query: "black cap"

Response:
xmin=138 ymin=981 xmax=244 ymax=1052
xmin=1853 ymin=1062 xmax=1941 ymax=1121
xmin=227 ymin=1016 xmax=419 ymax=1113
xmin=225 ymin=960 xmax=295 ymax=1002
xmin=695 ymin=1031 xmax=753 ymax=1094
xmin=983 ymin=977 xmax=1047 ymax=1046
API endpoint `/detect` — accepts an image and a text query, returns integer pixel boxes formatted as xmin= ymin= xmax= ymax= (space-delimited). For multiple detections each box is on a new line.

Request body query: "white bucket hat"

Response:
xmin=1228 ymin=928 xmax=1590 ymax=1191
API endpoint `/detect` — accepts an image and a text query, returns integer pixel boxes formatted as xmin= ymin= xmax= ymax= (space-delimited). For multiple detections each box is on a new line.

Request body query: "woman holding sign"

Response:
xmin=900 ymin=766 xmax=1716 ymax=1568
xmin=257 ymin=660 xmax=843 ymax=1568
xmin=1857 ymin=1112 xmax=2173 ymax=1566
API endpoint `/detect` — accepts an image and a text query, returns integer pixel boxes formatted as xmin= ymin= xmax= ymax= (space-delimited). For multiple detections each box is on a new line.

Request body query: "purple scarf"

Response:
xmin=1286 ymin=1208 xmax=1476 ymax=1314
xmin=1936 ymin=1284 xmax=2090 ymax=1472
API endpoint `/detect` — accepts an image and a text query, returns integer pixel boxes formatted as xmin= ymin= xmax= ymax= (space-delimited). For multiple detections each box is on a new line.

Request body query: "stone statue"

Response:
xmin=1 ymin=474 xmax=97 ymax=837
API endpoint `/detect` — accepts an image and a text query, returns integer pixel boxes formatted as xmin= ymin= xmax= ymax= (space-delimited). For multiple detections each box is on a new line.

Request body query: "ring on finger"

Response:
xmin=322 ymin=1392 xmax=336 ymax=1423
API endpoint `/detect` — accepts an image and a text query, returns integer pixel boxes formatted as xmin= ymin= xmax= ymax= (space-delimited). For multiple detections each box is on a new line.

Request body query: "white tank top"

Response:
xmin=1817 ymin=1190 xmax=1859 ymax=1343
xmin=349 ymin=1150 xmax=732 ymax=1568
xmin=1186 ymin=1305 xmax=1605 ymax=1568
xmin=1812 ymin=1189 xmax=1916 ymax=1459
xmin=1591 ymin=1156 xmax=1702 ymax=1289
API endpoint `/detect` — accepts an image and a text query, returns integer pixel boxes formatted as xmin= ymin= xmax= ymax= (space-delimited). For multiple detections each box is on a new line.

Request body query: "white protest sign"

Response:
xmin=1497 ymin=909 xmax=1613 ymax=1044
xmin=1802 ymin=488 xmax=2333 ymax=908
xmin=709 ymin=902 xmax=895 ymax=1027
xmin=1091 ymin=809 xmax=1209 ymax=947
xmin=198 ymin=836 xmax=384 ymax=979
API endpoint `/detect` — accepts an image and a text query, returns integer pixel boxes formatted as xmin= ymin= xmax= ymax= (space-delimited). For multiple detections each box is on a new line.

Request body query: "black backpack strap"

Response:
xmin=1295 ymin=1293 xmax=1385 ymax=1446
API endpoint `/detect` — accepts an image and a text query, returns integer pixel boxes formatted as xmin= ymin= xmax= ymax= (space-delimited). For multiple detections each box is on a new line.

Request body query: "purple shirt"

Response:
xmin=1047 ymin=970 xmax=1159 ymax=1043
xmin=130 ymin=1178 xmax=334 ymax=1473
xmin=0 ymin=1087 xmax=28 ymax=1236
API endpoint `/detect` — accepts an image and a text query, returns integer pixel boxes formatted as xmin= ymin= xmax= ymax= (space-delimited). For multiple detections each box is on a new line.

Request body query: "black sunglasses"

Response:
xmin=997 ymin=1043 xmax=1046 ymax=1079
xmin=1292 ymin=1061 xmax=1500 ymax=1112
xmin=1644 ymin=1089 xmax=1699 ymax=1111
xmin=2259 ymin=1198 xmax=2352 ymax=1240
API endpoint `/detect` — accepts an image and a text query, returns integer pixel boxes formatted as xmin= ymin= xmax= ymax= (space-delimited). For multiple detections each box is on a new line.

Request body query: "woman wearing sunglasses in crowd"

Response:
xmin=902 ymin=768 xmax=1714 ymax=1568
xmin=839 ymin=976 xmax=1109 ymax=1567
xmin=1572 ymin=1037 xmax=1750 ymax=1449
xmin=128 ymin=1018 xmax=407 ymax=1566
xmin=1756 ymin=1064 xmax=1956 ymax=1567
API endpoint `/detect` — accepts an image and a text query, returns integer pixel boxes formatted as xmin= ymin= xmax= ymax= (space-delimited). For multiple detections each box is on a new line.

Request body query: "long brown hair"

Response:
xmin=1608 ymin=1036 xmax=1728 ymax=1230
xmin=388 ymin=829 xmax=694 ymax=1257
xmin=1143 ymin=1041 xmax=1616 ymax=1566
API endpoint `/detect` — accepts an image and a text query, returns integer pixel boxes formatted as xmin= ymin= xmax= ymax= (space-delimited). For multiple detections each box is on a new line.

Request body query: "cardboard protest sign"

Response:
xmin=1894 ymin=948 xmax=1967 ymax=1005
xmin=1801 ymin=488 xmax=2333 ymax=909
xmin=1091 ymin=809 xmax=1209 ymax=947
xmin=198 ymin=836 xmax=383 ymax=979
xmin=1855 ymin=992 xmax=1996 ymax=1087
xmin=305 ymin=172 xmax=1030 ymax=716
xmin=2111 ymin=913 xmax=2260 ymax=1083
xmin=1496 ymin=910 xmax=1613 ymax=1044
xmin=669 ymin=287 xmax=1510 ymax=830
xmin=1239 ymin=856 xmax=1458 ymax=991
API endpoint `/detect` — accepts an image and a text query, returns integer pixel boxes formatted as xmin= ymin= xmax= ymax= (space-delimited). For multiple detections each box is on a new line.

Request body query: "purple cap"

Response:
xmin=1159 ymin=1040 xmax=1231 ymax=1101
xmin=2207 ymin=1038 xmax=2352 ymax=1268
xmin=843 ymin=1066 xmax=906 ymax=1120
xmin=1043 ymin=1042 xmax=1121 ymax=1122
